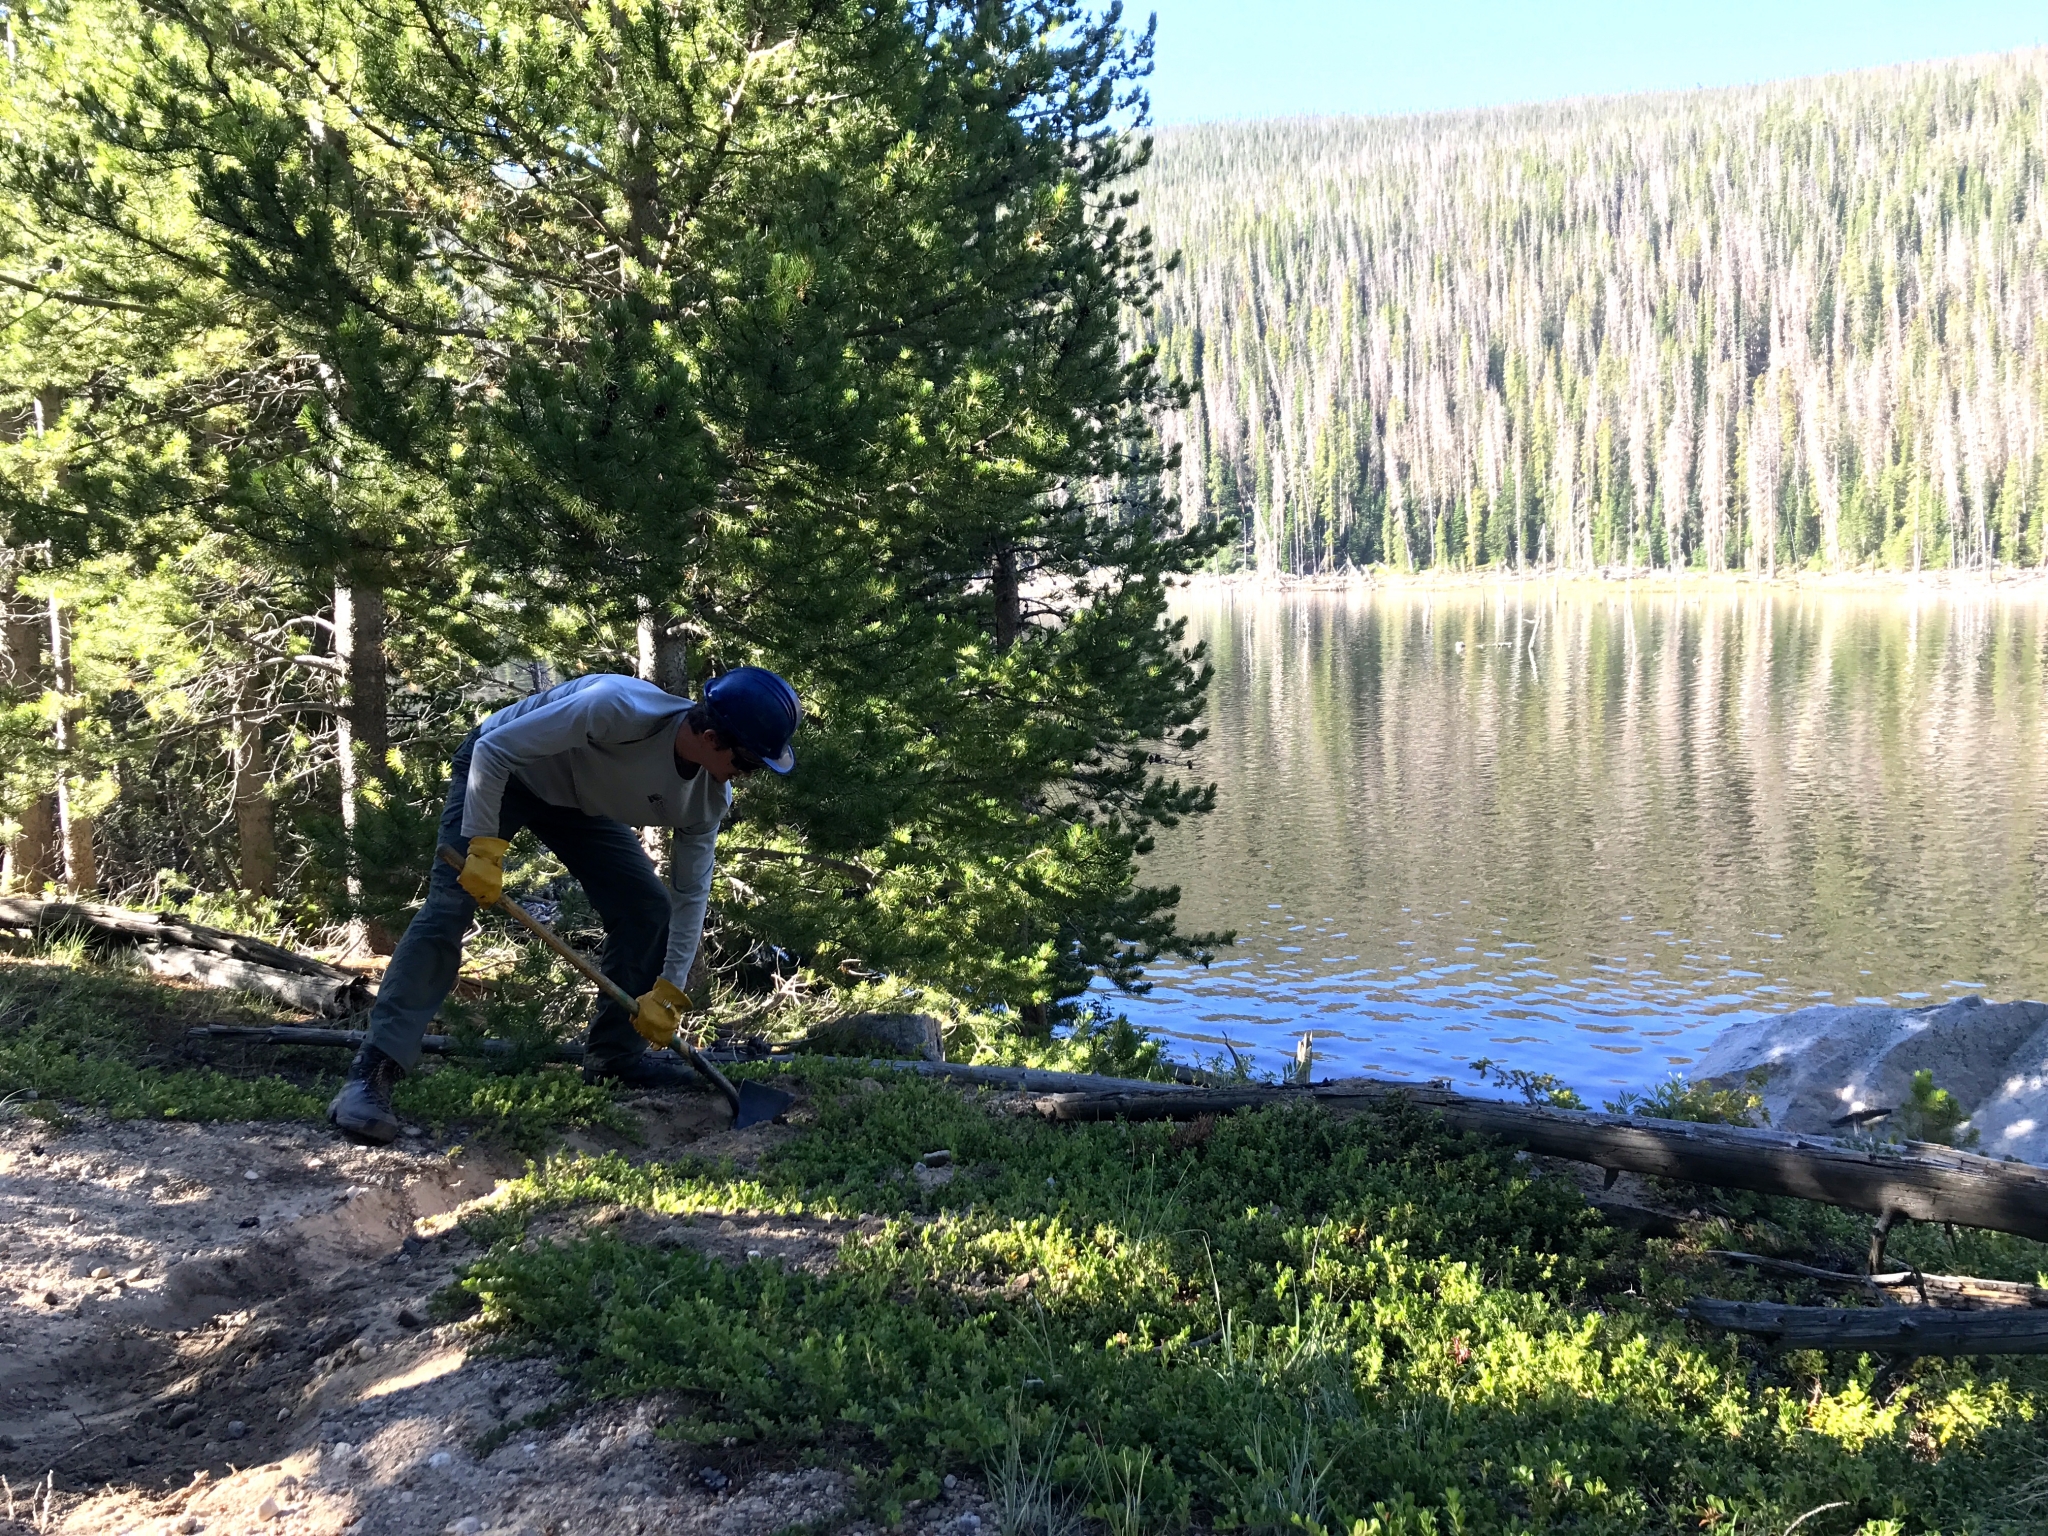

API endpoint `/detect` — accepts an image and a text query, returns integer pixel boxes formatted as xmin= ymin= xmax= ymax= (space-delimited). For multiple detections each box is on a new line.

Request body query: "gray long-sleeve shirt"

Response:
xmin=464 ymin=674 xmax=730 ymax=988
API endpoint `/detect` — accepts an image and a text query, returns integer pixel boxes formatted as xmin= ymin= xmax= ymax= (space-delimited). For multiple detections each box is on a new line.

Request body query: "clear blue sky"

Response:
xmin=1141 ymin=1 xmax=2048 ymax=124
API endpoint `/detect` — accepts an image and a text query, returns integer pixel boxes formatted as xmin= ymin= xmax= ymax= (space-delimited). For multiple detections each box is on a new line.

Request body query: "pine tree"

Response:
xmin=26 ymin=0 xmax=1227 ymax=1011
xmin=0 ymin=0 xmax=481 ymax=920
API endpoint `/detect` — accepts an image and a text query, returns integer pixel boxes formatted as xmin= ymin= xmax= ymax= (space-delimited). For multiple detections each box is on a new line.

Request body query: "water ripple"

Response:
xmin=1102 ymin=584 xmax=2048 ymax=1096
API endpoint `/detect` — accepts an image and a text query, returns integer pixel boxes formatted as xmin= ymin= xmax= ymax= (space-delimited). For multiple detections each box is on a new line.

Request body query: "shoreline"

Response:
xmin=1174 ymin=565 xmax=2048 ymax=597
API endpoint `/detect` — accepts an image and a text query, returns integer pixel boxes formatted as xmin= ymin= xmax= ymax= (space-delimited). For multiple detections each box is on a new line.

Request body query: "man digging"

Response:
xmin=328 ymin=667 xmax=801 ymax=1145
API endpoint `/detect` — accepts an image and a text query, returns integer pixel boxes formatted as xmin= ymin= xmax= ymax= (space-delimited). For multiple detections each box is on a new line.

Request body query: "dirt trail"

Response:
xmin=0 ymin=1091 xmax=996 ymax=1536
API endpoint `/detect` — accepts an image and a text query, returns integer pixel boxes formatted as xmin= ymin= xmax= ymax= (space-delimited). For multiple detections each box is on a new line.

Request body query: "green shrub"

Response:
xmin=459 ymin=1069 xmax=2048 ymax=1533
xmin=0 ymin=951 xmax=326 ymax=1120
xmin=392 ymin=1064 xmax=630 ymax=1149
xmin=1605 ymin=1069 xmax=1771 ymax=1127
xmin=0 ymin=1043 xmax=328 ymax=1121
xmin=1898 ymin=1070 xmax=1977 ymax=1148
xmin=0 ymin=950 xmax=628 ymax=1142
xmin=1468 ymin=1057 xmax=1584 ymax=1109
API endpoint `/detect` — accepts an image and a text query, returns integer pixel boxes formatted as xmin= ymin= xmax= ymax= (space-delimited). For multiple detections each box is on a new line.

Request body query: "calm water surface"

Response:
xmin=1115 ymin=584 xmax=2048 ymax=1099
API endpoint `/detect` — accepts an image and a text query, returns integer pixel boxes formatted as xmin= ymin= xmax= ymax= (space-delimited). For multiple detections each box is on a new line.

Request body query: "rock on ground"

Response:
xmin=1693 ymin=995 xmax=2048 ymax=1161
xmin=801 ymin=1012 xmax=946 ymax=1063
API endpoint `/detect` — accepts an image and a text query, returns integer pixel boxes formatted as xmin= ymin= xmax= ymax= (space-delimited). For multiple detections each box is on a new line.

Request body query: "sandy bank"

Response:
xmin=0 ymin=1095 xmax=999 ymax=1536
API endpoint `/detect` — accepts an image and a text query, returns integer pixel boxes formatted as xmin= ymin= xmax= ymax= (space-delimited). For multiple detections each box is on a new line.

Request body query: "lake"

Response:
xmin=1113 ymin=581 xmax=2048 ymax=1101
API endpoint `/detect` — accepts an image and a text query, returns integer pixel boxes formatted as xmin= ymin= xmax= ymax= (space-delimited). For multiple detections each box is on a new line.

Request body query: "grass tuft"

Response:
xmin=989 ymin=1406 xmax=1081 ymax=1536
xmin=1605 ymin=1069 xmax=1772 ymax=1126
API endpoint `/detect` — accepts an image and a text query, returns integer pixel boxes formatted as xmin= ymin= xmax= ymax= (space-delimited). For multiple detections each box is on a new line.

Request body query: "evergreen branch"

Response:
xmin=0 ymin=273 xmax=155 ymax=315
xmin=723 ymin=844 xmax=877 ymax=891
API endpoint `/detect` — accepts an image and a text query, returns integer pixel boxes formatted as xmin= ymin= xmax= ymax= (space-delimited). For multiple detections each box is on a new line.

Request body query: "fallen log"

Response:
xmin=1 ymin=897 xmax=373 ymax=1017
xmin=807 ymin=1059 xmax=1192 ymax=1095
xmin=1029 ymin=1079 xmax=2048 ymax=1244
xmin=185 ymin=1023 xmax=782 ymax=1066
xmin=1708 ymin=1251 xmax=2048 ymax=1310
xmin=185 ymin=1024 xmax=582 ymax=1060
xmin=0 ymin=896 xmax=345 ymax=977
xmin=1687 ymin=1297 xmax=2048 ymax=1355
xmin=141 ymin=946 xmax=372 ymax=1017
xmin=179 ymin=1031 xmax=1193 ymax=1097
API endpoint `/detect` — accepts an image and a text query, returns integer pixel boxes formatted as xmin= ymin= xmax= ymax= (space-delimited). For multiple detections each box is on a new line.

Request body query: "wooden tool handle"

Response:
xmin=437 ymin=845 xmax=638 ymax=1013
xmin=434 ymin=845 xmax=745 ymax=1115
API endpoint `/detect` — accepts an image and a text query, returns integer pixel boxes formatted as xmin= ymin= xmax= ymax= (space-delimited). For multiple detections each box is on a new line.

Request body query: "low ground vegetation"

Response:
xmin=0 ymin=946 xmax=632 ymax=1148
xmin=2 ymin=940 xmax=2044 ymax=1534
xmin=458 ymin=1068 xmax=2048 ymax=1535
xmin=1603 ymin=1070 xmax=1774 ymax=1129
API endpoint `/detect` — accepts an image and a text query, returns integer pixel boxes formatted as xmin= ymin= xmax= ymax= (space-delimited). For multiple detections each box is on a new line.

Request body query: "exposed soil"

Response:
xmin=0 ymin=1090 xmax=996 ymax=1536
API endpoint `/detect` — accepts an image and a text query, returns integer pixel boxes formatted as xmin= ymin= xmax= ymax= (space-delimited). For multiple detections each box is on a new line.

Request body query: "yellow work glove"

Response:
xmin=632 ymin=976 xmax=691 ymax=1049
xmin=457 ymin=836 xmax=512 ymax=906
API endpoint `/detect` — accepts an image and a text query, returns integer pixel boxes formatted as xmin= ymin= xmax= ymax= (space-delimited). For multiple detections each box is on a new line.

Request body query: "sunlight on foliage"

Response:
xmin=458 ymin=1069 xmax=2048 ymax=1534
xmin=1604 ymin=1070 xmax=1771 ymax=1127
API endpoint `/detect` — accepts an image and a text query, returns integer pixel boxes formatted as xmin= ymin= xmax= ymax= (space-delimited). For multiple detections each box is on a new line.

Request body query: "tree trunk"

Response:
xmin=989 ymin=548 xmax=1036 ymax=1022
xmin=0 ymin=557 xmax=58 ymax=892
xmin=334 ymin=578 xmax=389 ymax=949
xmin=335 ymin=579 xmax=389 ymax=782
xmin=636 ymin=604 xmax=691 ymax=694
xmin=2 ymin=790 xmax=58 ymax=895
xmin=231 ymin=678 xmax=277 ymax=897
xmin=639 ymin=609 xmax=711 ymax=999
xmin=1803 ymin=374 xmax=1841 ymax=569
xmin=1702 ymin=367 xmax=1728 ymax=574
xmin=991 ymin=547 xmax=1021 ymax=650
xmin=47 ymin=599 xmax=95 ymax=894
xmin=635 ymin=602 xmax=691 ymax=868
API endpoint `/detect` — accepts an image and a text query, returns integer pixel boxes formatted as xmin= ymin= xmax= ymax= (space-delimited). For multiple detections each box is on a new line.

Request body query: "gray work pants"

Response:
xmin=365 ymin=729 xmax=666 ymax=1071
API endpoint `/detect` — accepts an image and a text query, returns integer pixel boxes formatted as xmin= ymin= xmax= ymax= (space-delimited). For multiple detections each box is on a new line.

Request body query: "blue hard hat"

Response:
xmin=703 ymin=666 xmax=800 ymax=773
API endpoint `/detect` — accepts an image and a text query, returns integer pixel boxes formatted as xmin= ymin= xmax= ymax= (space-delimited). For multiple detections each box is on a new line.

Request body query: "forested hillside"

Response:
xmin=1143 ymin=49 xmax=2048 ymax=575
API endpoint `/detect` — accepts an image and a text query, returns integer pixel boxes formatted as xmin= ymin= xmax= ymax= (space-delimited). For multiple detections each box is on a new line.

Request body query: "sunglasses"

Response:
xmin=728 ymin=748 xmax=766 ymax=776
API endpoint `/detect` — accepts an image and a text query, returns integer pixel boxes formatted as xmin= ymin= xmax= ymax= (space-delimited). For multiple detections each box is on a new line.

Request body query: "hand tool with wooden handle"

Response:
xmin=435 ymin=846 xmax=792 ymax=1128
